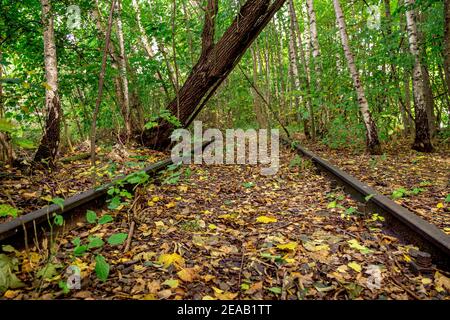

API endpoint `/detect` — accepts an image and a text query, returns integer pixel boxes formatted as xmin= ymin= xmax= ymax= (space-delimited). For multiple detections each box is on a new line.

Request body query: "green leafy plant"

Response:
xmin=95 ymin=255 xmax=110 ymax=282
xmin=107 ymin=233 xmax=127 ymax=246
xmin=0 ymin=204 xmax=20 ymax=218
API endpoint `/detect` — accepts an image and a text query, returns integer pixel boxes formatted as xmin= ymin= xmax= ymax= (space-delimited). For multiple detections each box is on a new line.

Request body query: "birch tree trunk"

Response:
xmin=131 ymin=0 xmax=170 ymax=99
xmin=115 ymin=0 xmax=131 ymax=139
xmin=405 ymin=0 xmax=433 ymax=152
xmin=34 ymin=0 xmax=61 ymax=165
xmin=444 ymin=0 xmax=450 ymax=97
xmin=306 ymin=0 xmax=321 ymax=75
xmin=289 ymin=0 xmax=314 ymax=139
xmin=332 ymin=0 xmax=382 ymax=154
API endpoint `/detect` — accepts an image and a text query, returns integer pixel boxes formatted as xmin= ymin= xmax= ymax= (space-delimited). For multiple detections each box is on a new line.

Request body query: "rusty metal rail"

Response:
xmin=282 ymin=137 xmax=450 ymax=270
xmin=0 ymin=139 xmax=214 ymax=245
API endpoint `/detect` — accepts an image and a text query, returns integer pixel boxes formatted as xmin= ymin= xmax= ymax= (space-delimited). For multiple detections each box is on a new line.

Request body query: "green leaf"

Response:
xmin=0 ymin=118 xmax=15 ymax=133
xmin=73 ymin=245 xmax=88 ymax=256
xmin=267 ymin=287 xmax=282 ymax=294
xmin=0 ymin=254 xmax=25 ymax=293
xmin=242 ymin=182 xmax=254 ymax=188
xmin=87 ymin=236 xmax=104 ymax=249
xmin=37 ymin=263 xmax=61 ymax=280
xmin=51 ymin=197 xmax=65 ymax=209
xmin=445 ymin=194 xmax=450 ymax=203
xmin=95 ymin=255 xmax=110 ymax=282
xmin=327 ymin=201 xmax=337 ymax=208
xmin=86 ymin=210 xmax=97 ymax=224
xmin=0 ymin=204 xmax=20 ymax=218
xmin=107 ymin=233 xmax=127 ymax=246
xmin=107 ymin=196 xmax=121 ymax=210
xmin=72 ymin=237 xmax=81 ymax=246
xmin=58 ymin=280 xmax=70 ymax=294
xmin=53 ymin=214 xmax=64 ymax=226
xmin=98 ymin=215 xmax=114 ymax=225
xmin=2 ymin=245 xmax=16 ymax=253
xmin=365 ymin=194 xmax=375 ymax=202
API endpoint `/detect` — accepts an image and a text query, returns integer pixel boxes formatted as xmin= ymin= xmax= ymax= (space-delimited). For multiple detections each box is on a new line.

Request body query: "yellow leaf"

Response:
xmin=158 ymin=253 xmax=185 ymax=268
xmin=215 ymin=291 xmax=238 ymax=300
xmin=179 ymin=186 xmax=188 ymax=192
xmin=177 ymin=268 xmax=195 ymax=282
xmin=165 ymin=202 xmax=176 ymax=208
xmin=212 ymin=286 xmax=224 ymax=294
xmin=174 ymin=197 xmax=182 ymax=201
xmin=219 ymin=213 xmax=237 ymax=220
xmin=42 ymin=82 xmax=52 ymax=90
xmin=256 ymin=216 xmax=277 ymax=224
xmin=436 ymin=203 xmax=444 ymax=209
xmin=203 ymin=275 xmax=215 ymax=282
xmin=276 ymin=242 xmax=298 ymax=251
xmin=421 ymin=278 xmax=432 ymax=285
xmin=348 ymin=262 xmax=362 ymax=273
xmin=155 ymin=221 xmax=165 ymax=228
xmin=142 ymin=293 xmax=157 ymax=300
xmin=3 ymin=290 xmax=19 ymax=299
xmin=303 ymin=241 xmax=330 ymax=252
xmin=434 ymin=271 xmax=450 ymax=292
xmin=162 ymin=279 xmax=179 ymax=289
xmin=152 ymin=196 xmax=161 ymax=202
xmin=337 ymin=265 xmax=348 ymax=273
xmin=208 ymin=224 xmax=217 ymax=230
xmin=202 ymin=295 xmax=216 ymax=300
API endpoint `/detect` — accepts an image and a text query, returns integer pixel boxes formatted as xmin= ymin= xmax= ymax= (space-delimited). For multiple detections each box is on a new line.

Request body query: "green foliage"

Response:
xmin=0 ymin=204 xmax=20 ymax=218
xmin=86 ymin=210 xmax=98 ymax=224
xmin=98 ymin=215 xmax=114 ymax=225
xmin=95 ymin=255 xmax=110 ymax=282
xmin=107 ymin=233 xmax=128 ymax=246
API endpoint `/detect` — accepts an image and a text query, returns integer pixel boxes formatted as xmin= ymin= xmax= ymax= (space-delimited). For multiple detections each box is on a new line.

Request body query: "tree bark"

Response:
xmin=332 ymin=0 xmax=382 ymax=154
xmin=444 ymin=0 xmax=450 ymax=97
xmin=405 ymin=0 xmax=433 ymax=152
xmin=115 ymin=0 xmax=131 ymax=139
xmin=289 ymin=0 xmax=314 ymax=139
xmin=91 ymin=0 xmax=116 ymax=169
xmin=34 ymin=0 xmax=61 ymax=165
xmin=142 ymin=0 xmax=287 ymax=150
xmin=131 ymin=0 xmax=170 ymax=99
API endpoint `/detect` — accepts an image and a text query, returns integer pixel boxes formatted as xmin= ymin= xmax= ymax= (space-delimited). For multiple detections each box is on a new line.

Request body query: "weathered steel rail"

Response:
xmin=0 ymin=139 xmax=214 ymax=246
xmin=282 ymin=137 xmax=450 ymax=270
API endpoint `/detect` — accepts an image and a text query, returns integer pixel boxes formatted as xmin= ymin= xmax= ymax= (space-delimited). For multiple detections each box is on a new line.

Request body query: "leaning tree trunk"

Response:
xmin=142 ymin=0 xmax=287 ymax=150
xmin=405 ymin=0 xmax=433 ymax=152
xmin=332 ymin=0 xmax=382 ymax=154
xmin=34 ymin=0 xmax=61 ymax=165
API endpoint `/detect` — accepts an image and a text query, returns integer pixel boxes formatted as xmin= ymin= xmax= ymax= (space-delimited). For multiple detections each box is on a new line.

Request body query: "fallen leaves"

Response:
xmin=256 ymin=216 xmax=277 ymax=223
xmin=157 ymin=253 xmax=185 ymax=269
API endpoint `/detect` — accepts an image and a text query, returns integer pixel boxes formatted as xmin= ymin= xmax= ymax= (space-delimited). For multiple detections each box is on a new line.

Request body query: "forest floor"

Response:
xmin=1 ymin=146 xmax=449 ymax=300
xmin=300 ymin=137 xmax=450 ymax=233
xmin=0 ymin=144 xmax=165 ymax=223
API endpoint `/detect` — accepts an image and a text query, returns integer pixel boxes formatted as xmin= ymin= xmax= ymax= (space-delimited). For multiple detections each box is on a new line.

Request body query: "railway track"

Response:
xmin=0 ymin=136 xmax=449 ymax=299
xmin=0 ymin=139 xmax=215 ymax=247
xmin=282 ymin=137 xmax=450 ymax=271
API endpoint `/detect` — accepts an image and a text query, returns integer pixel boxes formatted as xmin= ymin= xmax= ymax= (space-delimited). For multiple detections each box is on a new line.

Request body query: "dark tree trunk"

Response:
xmin=142 ymin=0 xmax=287 ymax=150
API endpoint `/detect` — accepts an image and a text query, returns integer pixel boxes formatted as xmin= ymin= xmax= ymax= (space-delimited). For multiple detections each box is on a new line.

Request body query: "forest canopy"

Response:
xmin=0 ymin=0 xmax=449 ymax=164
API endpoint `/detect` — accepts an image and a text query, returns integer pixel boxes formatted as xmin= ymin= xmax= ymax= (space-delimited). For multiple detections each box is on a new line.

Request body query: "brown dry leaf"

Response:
xmin=147 ymin=280 xmax=161 ymax=293
xmin=177 ymin=268 xmax=196 ymax=282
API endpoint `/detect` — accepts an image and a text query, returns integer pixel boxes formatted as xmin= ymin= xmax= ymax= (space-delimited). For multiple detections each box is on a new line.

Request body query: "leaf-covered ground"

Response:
xmin=0 ymin=144 xmax=165 ymax=223
xmin=1 ymin=148 xmax=449 ymax=300
xmin=301 ymin=138 xmax=450 ymax=233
